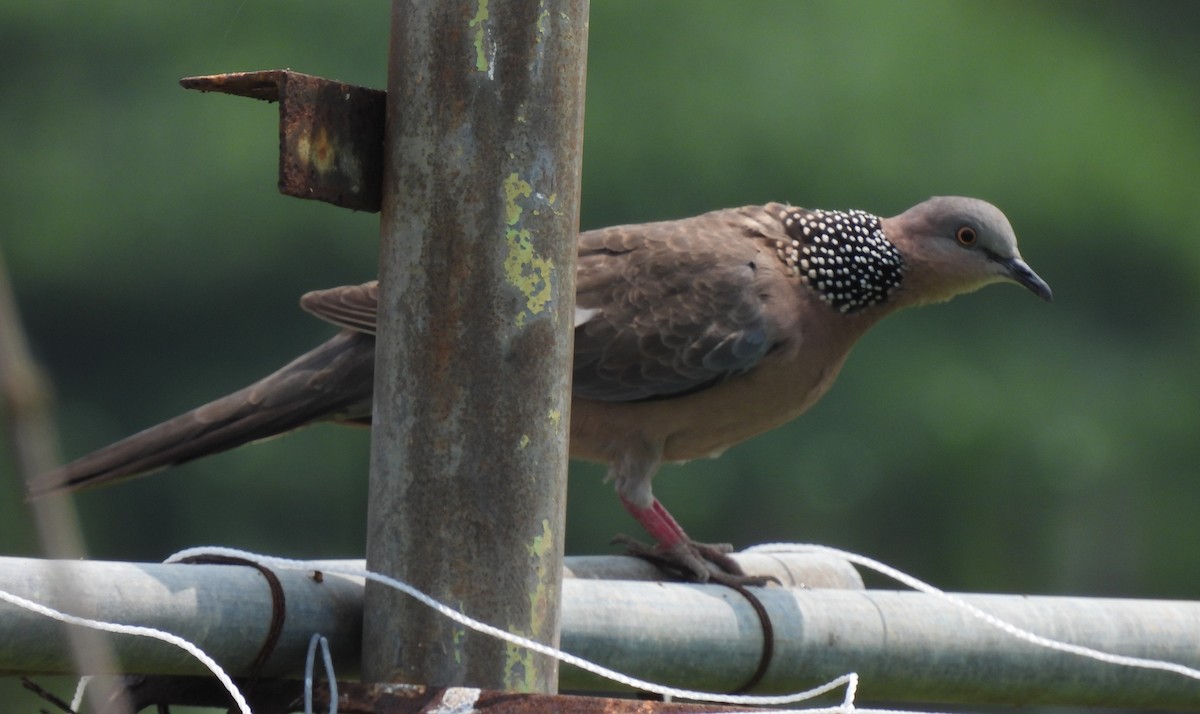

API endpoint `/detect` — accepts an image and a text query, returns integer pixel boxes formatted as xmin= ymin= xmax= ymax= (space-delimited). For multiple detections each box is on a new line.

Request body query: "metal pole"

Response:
xmin=365 ymin=0 xmax=589 ymax=693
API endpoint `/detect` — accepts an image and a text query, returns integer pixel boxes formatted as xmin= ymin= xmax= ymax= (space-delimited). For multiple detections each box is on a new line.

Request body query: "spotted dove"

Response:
xmin=28 ymin=196 xmax=1051 ymax=583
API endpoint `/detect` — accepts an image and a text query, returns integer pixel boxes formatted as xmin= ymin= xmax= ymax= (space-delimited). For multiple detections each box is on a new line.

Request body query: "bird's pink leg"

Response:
xmin=617 ymin=495 xmax=770 ymax=585
xmin=607 ymin=441 xmax=769 ymax=585
xmin=619 ymin=495 xmax=689 ymax=549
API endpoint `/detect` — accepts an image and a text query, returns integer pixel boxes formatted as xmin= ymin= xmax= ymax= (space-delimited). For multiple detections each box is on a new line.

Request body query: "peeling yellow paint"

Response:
xmin=505 ymin=640 xmax=536 ymax=691
xmin=503 ymin=173 xmax=554 ymax=327
xmin=527 ymin=518 xmax=554 ymax=560
xmin=526 ymin=520 xmax=555 ymax=640
xmin=451 ymin=626 xmax=466 ymax=664
xmin=469 ymin=0 xmax=490 ymax=73
xmin=503 ymin=173 xmax=532 ymax=226
xmin=497 ymin=519 xmax=558 ymax=692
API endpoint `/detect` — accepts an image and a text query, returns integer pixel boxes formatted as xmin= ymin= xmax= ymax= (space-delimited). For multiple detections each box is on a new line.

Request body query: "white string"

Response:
xmin=0 ymin=586 xmax=251 ymax=714
xmin=747 ymin=542 xmax=1200 ymax=682
xmin=304 ymin=633 xmax=338 ymax=714
xmin=70 ymin=674 xmax=91 ymax=713
xmin=166 ymin=546 xmax=861 ymax=711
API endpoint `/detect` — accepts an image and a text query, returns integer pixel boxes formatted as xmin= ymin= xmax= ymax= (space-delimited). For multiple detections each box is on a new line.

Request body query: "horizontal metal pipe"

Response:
xmin=0 ymin=556 xmax=363 ymax=679
xmin=562 ymin=552 xmax=863 ymax=589
xmin=0 ymin=554 xmax=852 ymax=680
xmin=561 ymin=581 xmax=1200 ymax=709
xmin=2 ymin=555 xmax=1198 ymax=709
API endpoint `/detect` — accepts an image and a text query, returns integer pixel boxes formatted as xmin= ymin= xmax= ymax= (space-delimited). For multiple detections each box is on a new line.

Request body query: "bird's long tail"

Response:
xmin=26 ymin=330 xmax=376 ymax=498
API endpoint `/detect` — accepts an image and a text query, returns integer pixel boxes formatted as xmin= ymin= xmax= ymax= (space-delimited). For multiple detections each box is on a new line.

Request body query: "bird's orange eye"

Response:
xmin=956 ymin=226 xmax=977 ymax=246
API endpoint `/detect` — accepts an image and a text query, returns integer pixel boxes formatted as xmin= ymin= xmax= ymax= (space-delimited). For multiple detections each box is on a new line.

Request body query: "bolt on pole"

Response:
xmin=364 ymin=0 xmax=589 ymax=693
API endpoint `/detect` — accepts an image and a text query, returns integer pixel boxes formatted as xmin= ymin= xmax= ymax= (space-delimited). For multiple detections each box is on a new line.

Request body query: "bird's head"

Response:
xmin=884 ymin=196 xmax=1052 ymax=306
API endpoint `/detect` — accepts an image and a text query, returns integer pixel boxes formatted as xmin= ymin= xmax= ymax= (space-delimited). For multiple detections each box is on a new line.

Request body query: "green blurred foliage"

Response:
xmin=1 ymin=3 xmax=1199 ymax=701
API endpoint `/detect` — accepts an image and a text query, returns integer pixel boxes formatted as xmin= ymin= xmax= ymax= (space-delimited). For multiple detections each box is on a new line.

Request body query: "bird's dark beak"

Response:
xmin=1002 ymin=257 xmax=1053 ymax=302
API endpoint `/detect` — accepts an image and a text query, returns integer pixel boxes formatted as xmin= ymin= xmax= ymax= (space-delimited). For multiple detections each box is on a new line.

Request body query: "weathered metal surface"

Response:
xmin=365 ymin=0 xmax=589 ymax=694
xmin=304 ymin=682 xmax=752 ymax=713
xmin=180 ymin=70 xmax=385 ymax=212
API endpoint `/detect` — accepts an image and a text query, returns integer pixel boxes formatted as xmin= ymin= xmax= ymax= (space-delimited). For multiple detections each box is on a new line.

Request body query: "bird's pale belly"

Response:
xmin=569 ymin=346 xmax=854 ymax=465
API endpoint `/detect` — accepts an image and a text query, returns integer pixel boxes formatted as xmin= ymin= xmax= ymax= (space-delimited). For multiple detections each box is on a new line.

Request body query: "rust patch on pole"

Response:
xmin=181 ymin=70 xmax=385 ymax=212
xmin=366 ymin=0 xmax=588 ymax=695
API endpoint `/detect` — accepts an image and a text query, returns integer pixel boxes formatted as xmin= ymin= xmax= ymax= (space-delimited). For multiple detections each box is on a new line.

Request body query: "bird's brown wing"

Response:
xmin=299 ymin=206 xmax=791 ymax=404
xmin=573 ymin=207 xmax=790 ymax=402
xmin=301 ymin=282 xmax=379 ymax=335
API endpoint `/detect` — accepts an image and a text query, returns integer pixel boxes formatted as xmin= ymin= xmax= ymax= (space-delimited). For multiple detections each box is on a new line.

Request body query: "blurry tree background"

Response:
xmin=2 ymin=0 xmax=1199 ymax=683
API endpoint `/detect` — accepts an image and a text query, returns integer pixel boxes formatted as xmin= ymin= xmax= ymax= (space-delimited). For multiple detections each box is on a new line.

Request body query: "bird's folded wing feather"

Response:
xmin=301 ymin=282 xmax=379 ymax=335
xmin=298 ymin=207 xmax=788 ymax=403
xmin=572 ymin=208 xmax=786 ymax=402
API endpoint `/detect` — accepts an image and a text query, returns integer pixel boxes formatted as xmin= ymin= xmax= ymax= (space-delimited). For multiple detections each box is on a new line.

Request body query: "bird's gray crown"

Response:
xmin=776 ymin=207 xmax=905 ymax=313
xmin=906 ymin=196 xmax=1020 ymax=259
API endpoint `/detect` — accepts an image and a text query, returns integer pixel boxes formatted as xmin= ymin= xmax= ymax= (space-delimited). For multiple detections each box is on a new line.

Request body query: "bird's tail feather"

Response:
xmin=26 ymin=330 xmax=375 ymax=498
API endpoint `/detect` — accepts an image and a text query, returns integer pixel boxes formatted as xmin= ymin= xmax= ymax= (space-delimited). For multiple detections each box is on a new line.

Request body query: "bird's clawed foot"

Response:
xmin=613 ymin=534 xmax=777 ymax=587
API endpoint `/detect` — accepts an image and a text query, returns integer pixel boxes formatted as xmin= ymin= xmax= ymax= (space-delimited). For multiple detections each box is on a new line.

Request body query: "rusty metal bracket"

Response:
xmin=180 ymin=70 xmax=385 ymax=212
